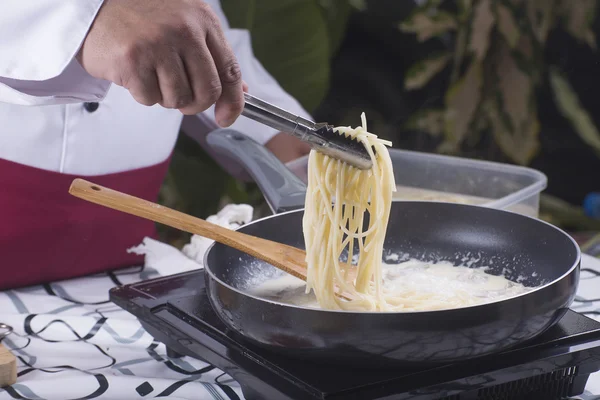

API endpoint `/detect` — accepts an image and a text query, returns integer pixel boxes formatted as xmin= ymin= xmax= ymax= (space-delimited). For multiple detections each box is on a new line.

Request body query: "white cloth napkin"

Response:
xmin=0 ymin=204 xmax=254 ymax=400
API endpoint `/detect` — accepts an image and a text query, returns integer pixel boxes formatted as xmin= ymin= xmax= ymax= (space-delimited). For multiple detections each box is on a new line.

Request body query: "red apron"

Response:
xmin=0 ymin=157 xmax=170 ymax=290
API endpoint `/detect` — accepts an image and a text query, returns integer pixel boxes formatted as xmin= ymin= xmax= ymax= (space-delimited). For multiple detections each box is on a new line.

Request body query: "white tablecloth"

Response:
xmin=0 ymin=219 xmax=599 ymax=399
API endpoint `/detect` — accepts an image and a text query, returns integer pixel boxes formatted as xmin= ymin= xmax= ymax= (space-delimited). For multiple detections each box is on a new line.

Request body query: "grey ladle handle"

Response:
xmin=206 ymin=129 xmax=307 ymax=214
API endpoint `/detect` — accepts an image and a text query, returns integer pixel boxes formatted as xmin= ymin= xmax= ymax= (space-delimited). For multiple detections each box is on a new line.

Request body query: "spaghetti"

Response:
xmin=302 ymin=113 xmax=397 ymax=311
xmin=299 ymin=115 xmax=532 ymax=312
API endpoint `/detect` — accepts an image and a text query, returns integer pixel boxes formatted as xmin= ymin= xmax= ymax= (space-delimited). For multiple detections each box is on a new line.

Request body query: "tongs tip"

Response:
xmin=314 ymin=125 xmax=374 ymax=170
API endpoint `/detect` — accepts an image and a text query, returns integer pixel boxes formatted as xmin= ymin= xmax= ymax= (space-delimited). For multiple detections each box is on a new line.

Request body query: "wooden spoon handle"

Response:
xmin=68 ymin=179 xmax=309 ymax=281
xmin=70 ymin=179 xmax=239 ymax=244
xmin=0 ymin=344 xmax=16 ymax=387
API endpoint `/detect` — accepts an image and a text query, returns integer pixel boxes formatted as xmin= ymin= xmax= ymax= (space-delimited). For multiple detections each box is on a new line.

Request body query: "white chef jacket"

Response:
xmin=0 ymin=0 xmax=311 ymax=177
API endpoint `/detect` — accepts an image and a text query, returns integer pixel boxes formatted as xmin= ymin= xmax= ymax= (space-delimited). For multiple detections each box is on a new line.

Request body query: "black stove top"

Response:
xmin=110 ymin=270 xmax=600 ymax=400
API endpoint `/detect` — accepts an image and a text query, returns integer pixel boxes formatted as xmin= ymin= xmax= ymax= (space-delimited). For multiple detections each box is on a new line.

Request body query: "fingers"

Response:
xmin=206 ymin=28 xmax=244 ymax=127
xmin=156 ymin=54 xmax=194 ymax=110
xmin=125 ymin=54 xmax=194 ymax=110
xmin=124 ymin=65 xmax=162 ymax=107
xmin=178 ymin=45 xmax=222 ymax=116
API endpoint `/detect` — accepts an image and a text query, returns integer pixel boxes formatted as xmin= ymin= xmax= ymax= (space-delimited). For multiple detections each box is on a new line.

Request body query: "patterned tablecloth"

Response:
xmin=0 ymin=205 xmax=599 ymax=400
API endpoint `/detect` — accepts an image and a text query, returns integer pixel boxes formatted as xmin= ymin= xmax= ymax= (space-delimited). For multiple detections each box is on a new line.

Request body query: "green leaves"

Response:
xmin=219 ymin=0 xmax=255 ymax=30
xmin=404 ymin=52 xmax=450 ymax=90
xmin=404 ymin=109 xmax=445 ymax=137
xmin=490 ymin=46 xmax=540 ymax=165
xmin=550 ymin=68 xmax=600 ymax=157
xmin=468 ymin=0 xmax=494 ymax=60
xmin=251 ymin=1 xmax=331 ymax=112
xmin=221 ymin=0 xmax=335 ymax=113
xmin=347 ymin=0 xmax=367 ymax=11
xmin=496 ymin=3 xmax=519 ymax=48
xmin=557 ymin=0 xmax=597 ymax=49
xmin=526 ymin=0 xmax=556 ymax=44
xmin=442 ymin=61 xmax=483 ymax=150
xmin=399 ymin=0 xmax=598 ymax=167
xmin=399 ymin=9 xmax=457 ymax=42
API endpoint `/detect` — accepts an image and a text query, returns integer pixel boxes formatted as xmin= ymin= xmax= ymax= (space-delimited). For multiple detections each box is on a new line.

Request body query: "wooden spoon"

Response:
xmin=0 ymin=344 xmax=16 ymax=388
xmin=0 ymin=323 xmax=16 ymax=388
xmin=68 ymin=179 xmax=353 ymax=300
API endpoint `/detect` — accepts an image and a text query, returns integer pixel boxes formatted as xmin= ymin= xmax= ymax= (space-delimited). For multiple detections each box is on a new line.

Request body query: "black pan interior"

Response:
xmin=207 ymin=201 xmax=579 ymax=303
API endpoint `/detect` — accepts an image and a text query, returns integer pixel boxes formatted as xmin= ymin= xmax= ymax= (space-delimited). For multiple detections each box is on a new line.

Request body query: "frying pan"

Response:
xmin=202 ymin=129 xmax=580 ymax=367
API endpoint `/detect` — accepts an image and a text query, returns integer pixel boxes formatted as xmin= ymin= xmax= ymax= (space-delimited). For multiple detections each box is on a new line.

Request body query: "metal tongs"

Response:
xmin=241 ymin=93 xmax=373 ymax=170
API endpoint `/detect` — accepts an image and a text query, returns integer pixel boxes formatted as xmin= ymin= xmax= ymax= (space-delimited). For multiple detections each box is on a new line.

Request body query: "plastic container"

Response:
xmin=286 ymin=149 xmax=547 ymax=218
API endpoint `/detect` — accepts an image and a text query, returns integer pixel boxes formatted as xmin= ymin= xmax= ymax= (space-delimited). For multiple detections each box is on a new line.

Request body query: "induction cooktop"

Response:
xmin=110 ymin=270 xmax=600 ymax=400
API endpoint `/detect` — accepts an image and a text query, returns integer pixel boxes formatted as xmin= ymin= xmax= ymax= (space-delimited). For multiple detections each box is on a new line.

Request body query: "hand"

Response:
xmin=77 ymin=0 xmax=243 ymax=127
xmin=265 ymin=133 xmax=311 ymax=164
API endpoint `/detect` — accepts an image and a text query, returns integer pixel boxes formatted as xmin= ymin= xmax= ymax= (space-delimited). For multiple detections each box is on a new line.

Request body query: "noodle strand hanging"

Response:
xmin=302 ymin=113 xmax=396 ymax=311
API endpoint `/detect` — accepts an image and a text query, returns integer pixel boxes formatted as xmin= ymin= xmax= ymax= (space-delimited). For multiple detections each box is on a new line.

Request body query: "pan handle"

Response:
xmin=206 ymin=129 xmax=307 ymax=214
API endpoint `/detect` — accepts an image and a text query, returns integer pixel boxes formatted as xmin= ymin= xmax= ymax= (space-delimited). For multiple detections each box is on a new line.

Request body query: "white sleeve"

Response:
xmin=0 ymin=1 xmax=111 ymax=106
xmin=197 ymin=1 xmax=313 ymax=145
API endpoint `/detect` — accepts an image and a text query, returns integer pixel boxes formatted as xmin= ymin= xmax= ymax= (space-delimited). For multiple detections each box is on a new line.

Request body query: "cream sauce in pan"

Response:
xmin=248 ymin=259 xmax=532 ymax=311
